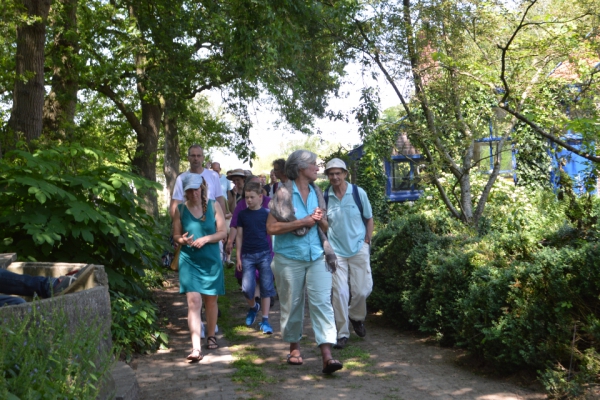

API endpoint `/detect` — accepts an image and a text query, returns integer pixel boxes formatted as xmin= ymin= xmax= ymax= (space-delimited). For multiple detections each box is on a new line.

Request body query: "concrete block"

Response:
xmin=0 ymin=253 xmax=16 ymax=269
xmin=0 ymin=256 xmax=138 ymax=400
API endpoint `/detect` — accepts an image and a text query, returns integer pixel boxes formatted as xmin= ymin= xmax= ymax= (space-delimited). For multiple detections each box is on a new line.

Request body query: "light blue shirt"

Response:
xmin=326 ymin=182 xmax=373 ymax=257
xmin=273 ymin=181 xmax=324 ymax=261
xmin=219 ymin=174 xmax=231 ymax=197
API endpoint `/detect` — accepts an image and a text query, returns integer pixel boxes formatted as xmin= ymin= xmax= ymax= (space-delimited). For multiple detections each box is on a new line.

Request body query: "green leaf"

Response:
xmin=81 ymin=229 xmax=94 ymax=243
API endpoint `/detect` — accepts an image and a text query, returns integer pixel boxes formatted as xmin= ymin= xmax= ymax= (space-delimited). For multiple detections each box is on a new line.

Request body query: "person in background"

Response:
xmin=212 ymin=161 xmax=233 ymax=265
xmin=323 ymin=158 xmax=374 ymax=350
xmin=271 ymin=158 xmax=288 ymax=194
xmin=267 ymin=169 xmax=277 ymax=196
xmin=170 ymin=145 xmax=228 ymax=221
xmin=172 ymin=174 xmax=227 ymax=361
xmin=226 ymin=169 xmax=246 ymax=217
xmin=212 ymin=162 xmax=231 ymax=198
xmin=0 ymin=266 xmax=95 ymax=307
xmin=266 ymin=150 xmax=343 ymax=375
xmin=259 ymin=174 xmax=270 ymax=196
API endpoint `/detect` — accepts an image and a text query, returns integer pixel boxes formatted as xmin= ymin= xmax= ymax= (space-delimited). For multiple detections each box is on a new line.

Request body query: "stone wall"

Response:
xmin=0 ymin=257 xmax=115 ymax=399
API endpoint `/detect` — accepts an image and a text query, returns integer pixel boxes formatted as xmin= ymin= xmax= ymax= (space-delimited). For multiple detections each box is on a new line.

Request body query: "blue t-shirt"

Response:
xmin=237 ymin=207 xmax=270 ymax=255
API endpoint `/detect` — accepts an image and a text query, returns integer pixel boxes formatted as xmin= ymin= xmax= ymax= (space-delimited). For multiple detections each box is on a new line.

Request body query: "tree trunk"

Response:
xmin=43 ymin=0 xmax=79 ymax=140
xmin=7 ymin=0 xmax=52 ymax=148
xmin=163 ymin=98 xmax=180 ymax=202
xmin=132 ymin=100 xmax=161 ymax=218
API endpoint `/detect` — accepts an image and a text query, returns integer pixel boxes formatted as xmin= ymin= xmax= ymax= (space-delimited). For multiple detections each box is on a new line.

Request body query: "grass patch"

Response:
xmin=338 ymin=343 xmax=373 ymax=370
xmin=0 ymin=301 xmax=114 ymax=399
xmin=231 ymin=346 xmax=276 ymax=388
xmin=224 ymin=254 xmax=277 ymax=396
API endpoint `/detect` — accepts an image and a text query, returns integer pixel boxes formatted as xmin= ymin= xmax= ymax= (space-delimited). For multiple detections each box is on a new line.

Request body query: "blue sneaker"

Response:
xmin=246 ymin=304 xmax=260 ymax=326
xmin=259 ymin=320 xmax=273 ymax=335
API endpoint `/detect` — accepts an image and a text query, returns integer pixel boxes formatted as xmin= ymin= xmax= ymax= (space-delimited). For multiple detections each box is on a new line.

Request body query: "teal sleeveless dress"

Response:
xmin=178 ymin=200 xmax=225 ymax=295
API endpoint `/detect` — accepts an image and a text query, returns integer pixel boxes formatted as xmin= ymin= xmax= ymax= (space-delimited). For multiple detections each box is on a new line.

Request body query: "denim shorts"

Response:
xmin=241 ymin=250 xmax=276 ymax=300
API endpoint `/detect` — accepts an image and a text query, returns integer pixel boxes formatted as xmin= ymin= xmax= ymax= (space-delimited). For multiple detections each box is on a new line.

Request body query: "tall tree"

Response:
xmin=6 ymin=0 xmax=52 ymax=152
xmin=79 ymin=0 xmax=355 ymax=216
xmin=43 ymin=0 xmax=79 ymax=140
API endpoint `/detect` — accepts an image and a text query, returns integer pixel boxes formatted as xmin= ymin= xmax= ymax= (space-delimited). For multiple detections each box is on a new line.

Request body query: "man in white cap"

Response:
xmin=324 ymin=158 xmax=374 ymax=350
xmin=170 ymin=145 xmax=228 ymax=220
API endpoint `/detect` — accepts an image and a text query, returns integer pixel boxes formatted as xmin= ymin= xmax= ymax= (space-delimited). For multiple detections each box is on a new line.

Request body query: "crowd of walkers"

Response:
xmin=0 ymin=142 xmax=374 ymax=378
xmin=171 ymin=144 xmax=374 ymax=375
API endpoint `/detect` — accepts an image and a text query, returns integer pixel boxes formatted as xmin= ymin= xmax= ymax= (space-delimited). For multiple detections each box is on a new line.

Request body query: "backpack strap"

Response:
xmin=324 ymin=185 xmax=331 ymax=207
xmin=351 ymin=184 xmax=368 ymax=227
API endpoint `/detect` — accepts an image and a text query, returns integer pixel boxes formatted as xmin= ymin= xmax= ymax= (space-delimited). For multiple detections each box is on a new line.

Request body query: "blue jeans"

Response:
xmin=241 ymin=250 xmax=276 ymax=301
xmin=0 ymin=269 xmax=54 ymax=306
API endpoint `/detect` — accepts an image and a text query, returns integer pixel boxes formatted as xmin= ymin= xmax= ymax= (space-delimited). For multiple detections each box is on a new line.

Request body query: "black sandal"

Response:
xmin=206 ymin=336 xmax=218 ymax=350
xmin=322 ymin=358 xmax=343 ymax=374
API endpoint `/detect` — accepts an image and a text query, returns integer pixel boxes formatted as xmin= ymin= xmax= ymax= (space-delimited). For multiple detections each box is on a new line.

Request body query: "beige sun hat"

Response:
xmin=226 ymin=169 xmax=246 ymax=180
xmin=324 ymin=158 xmax=348 ymax=174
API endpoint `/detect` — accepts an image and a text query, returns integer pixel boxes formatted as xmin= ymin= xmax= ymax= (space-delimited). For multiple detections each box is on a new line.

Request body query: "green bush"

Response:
xmin=0 ymin=144 xmax=166 ymax=294
xmin=368 ymin=212 xmax=465 ymax=336
xmin=0 ymin=144 xmax=171 ymax=359
xmin=0 ymin=303 xmax=114 ymax=399
xmin=370 ymin=190 xmax=600 ymax=395
xmin=110 ymin=290 xmax=168 ymax=362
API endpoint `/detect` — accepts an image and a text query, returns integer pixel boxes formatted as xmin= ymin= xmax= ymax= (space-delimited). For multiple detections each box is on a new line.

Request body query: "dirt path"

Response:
xmin=131 ymin=271 xmax=547 ymax=400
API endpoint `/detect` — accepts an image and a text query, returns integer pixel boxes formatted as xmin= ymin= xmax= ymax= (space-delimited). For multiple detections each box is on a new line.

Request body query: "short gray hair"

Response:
xmin=285 ymin=150 xmax=317 ymax=180
xmin=187 ymin=144 xmax=203 ymax=156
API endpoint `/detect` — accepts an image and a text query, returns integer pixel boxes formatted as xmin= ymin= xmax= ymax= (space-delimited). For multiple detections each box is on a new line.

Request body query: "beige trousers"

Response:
xmin=331 ymin=242 xmax=373 ymax=339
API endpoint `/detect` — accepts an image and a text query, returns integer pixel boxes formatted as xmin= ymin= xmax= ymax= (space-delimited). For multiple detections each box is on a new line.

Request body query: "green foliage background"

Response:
xmin=368 ymin=181 xmax=600 ymax=395
xmin=0 ymin=143 xmax=169 ymax=357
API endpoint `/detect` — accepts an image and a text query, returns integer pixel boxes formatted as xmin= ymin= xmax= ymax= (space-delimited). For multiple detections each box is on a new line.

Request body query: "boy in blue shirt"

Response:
xmin=236 ymin=182 xmax=276 ymax=334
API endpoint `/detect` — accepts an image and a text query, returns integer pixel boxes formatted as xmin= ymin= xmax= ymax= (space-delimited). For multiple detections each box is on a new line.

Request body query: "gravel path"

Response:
xmin=131 ymin=272 xmax=546 ymax=400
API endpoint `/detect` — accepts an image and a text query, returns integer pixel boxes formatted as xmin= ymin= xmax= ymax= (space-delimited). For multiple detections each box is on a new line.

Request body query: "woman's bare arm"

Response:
xmin=266 ymin=213 xmax=316 ymax=235
xmin=172 ymin=206 xmax=193 ymax=245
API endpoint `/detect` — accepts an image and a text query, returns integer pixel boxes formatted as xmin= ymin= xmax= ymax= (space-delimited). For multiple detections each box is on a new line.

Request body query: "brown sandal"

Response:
xmin=287 ymin=354 xmax=303 ymax=365
xmin=186 ymin=348 xmax=203 ymax=361
xmin=206 ymin=336 xmax=218 ymax=350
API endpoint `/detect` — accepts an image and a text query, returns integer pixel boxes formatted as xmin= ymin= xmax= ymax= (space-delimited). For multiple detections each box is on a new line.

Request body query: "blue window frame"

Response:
xmin=385 ymin=155 xmax=425 ymax=202
xmin=473 ymin=137 xmax=515 ymax=176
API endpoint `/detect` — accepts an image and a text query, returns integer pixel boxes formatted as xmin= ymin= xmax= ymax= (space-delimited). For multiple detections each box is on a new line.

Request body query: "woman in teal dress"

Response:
xmin=173 ymin=173 xmax=227 ymax=361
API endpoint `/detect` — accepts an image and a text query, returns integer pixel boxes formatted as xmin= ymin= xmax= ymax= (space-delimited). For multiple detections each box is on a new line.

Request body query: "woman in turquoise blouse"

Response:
xmin=172 ymin=173 xmax=226 ymax=362
xmin=267 ymin=150 xmax=343 ymax=374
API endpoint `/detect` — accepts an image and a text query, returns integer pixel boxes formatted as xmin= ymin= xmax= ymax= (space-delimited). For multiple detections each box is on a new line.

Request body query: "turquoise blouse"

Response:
xmin=273 ymin=181 xmax=324 ymax=261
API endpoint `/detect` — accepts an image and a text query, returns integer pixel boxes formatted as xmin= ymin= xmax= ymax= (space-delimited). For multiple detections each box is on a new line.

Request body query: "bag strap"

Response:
xmin=352 ymin=184 xmax=368 ymax=227
xmin=324 ymin=184 xmax=367 ymax=227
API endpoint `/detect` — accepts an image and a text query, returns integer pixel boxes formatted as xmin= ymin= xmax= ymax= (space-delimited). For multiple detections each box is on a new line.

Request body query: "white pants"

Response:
xmin=331 ymin=242 xmax=373 ymax=339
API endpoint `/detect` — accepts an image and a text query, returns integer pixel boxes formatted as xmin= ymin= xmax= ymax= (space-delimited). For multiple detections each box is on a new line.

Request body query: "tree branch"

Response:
xmin=94 ymin=83 xmax=144 ymax=135
xmin=501 ymin=105 xmax=600 ymax=163
xmin=498 ymin=0 xmax=539 ymax=105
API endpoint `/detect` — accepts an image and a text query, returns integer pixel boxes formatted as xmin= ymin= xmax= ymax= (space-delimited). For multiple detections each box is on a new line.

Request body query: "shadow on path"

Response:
xmin=132 ymin=271 xmax=546 ymax=400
